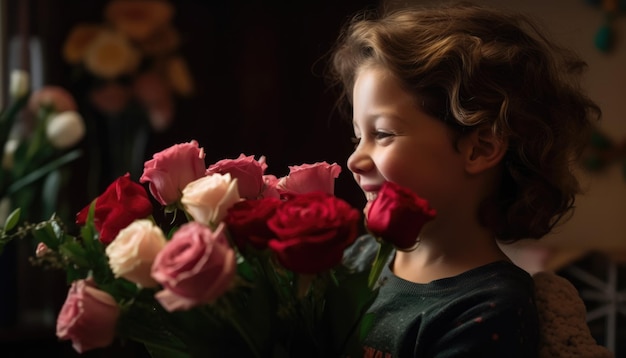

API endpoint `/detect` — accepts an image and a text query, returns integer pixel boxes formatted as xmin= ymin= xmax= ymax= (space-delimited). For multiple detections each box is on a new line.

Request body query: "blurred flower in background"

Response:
xmin=62 ymin=0 xmax=194 ymax=132
xmin=0 ymin=69 xmax=85 ymax=224
xmin=60 ymin=0 xmax=195 ymax=198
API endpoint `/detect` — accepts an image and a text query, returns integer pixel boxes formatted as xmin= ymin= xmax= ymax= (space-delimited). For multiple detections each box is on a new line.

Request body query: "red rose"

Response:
xmin=76 ymin=173 xmax=153 ymax=245
xmin=267 ymin=192 xmax=360 ymax=274
xmin=224 ymin=197 xmax=281 ymax=250
xmin=366 ymin=181 xmax=437 ymax=250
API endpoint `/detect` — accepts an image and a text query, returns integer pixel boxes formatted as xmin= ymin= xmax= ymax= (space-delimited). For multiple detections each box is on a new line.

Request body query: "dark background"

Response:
xmin=0 ymin=0 xmax=377 ymax=356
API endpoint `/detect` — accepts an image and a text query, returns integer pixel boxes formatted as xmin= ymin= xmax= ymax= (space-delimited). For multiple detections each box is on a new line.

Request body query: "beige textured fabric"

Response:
xmin=533 ymin=271 xmax=614 ymax=358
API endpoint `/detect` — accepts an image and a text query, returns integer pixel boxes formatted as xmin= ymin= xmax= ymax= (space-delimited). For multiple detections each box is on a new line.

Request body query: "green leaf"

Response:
xmin=42 ymin=169 xmax=61 ymax=219
xmin=143 ymin=344 xmax=190 ymax=358
xmin=80 ymin=199 xmax=99 ymax=246
xmin=6 ymin=148 xmax=82 ymax=195
xmin=358 ymin=312 xmax=376 ymax=341
xmin=3 ymin=208 xmax=21 ymax=232
xmin=322 ymin=268 xmax=379 ymax=356
xmin=0 ymin=93 xmax=30 ymax=183
xmin=31 ymin=220 xmax=63 ymax=251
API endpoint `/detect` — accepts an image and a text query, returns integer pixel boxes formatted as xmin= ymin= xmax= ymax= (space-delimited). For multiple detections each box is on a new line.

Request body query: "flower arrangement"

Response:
xmin=0 ymin=140 xmax=368 ymax=357
xmin=63 ymin=0 xmax=193 ymax=131
xmin=0 ymin=138 xmax=438 ymax=357
xmin=0 ymin=69 xmax=85 ymax=225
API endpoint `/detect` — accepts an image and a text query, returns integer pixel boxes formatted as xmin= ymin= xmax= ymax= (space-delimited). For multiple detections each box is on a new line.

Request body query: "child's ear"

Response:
xmin=460 ymin=127 xmax=508 ymax=174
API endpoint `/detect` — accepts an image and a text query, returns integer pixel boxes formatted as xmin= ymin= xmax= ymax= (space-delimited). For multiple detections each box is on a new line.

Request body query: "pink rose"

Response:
xmin=28 ymin=86 xmax=77 ymax=113
xmin=206 ymin=154 xmax=267 ymax=200
xmin=35 ymin=242 xmax=49 ymax=258
xmin=267 ymin=192 xmax=360 ymax=274
xmin=366 ymin=181 xmax=437 ymax=250
xmin=56 ymin=279 xmax=120 ymax=353
xmin=140 ymin=140 xmax=207 ymax=206
xmin=276 ymin=162 xmax=341 ymax=196
xmin=151 ymin=222 xmax=236 ymax=312
xmin=261 ymin=174 xmax=280 ymax=199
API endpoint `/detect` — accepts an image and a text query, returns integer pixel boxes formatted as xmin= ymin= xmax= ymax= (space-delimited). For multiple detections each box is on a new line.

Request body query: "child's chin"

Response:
xmin=363 ymin=201 xmax=372 ymax=218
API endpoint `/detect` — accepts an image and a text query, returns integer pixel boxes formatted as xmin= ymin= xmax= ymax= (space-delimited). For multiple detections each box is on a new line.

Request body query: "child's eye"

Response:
xmin=374 ymin=131 xmax=393 ymax=140
xmin=350 ymin=137 xmax=361 ymax=148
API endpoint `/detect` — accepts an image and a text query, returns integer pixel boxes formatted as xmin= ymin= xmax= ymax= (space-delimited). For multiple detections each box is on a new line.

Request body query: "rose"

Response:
xmin=84 ymin=30 xmax=141 ymax=79
xmin=225 ymin=197 xmax=281 ymax=250
xmin=276 ymin=162 xmax=341 ymax=196
xmin=267 ymin=191 xmax=360 ymax=274
xmin=151 ymin=222 xmax=236 ymax=312
xmin=28 ymin=85 xmax=77 ymax=113
xmin=46 ymin=111 xmax=86 ymax=149
xmin=261 ymin=174 xmax=280 ymax=199
xmin=76 ymin=173 xmax=153 ymax=245
xmin=105 ymin=0 xmax=174 ymax=41
xmin=206 ymin=154 xmax=267 ymax=200
xmin=140 ymin=140 xmax=206 ymax=206
xmin=366 ymin=181 xmax=437 ymax=250
xmin=2 ymin=139 xmax=18 ymax=170
xmin=35 ymin=242 xmax=49 ymax=258
xmin=56 ymin=279 xmax=120 ymax=353
xmin=9 ymin=69 xmax=29 ymax=99
xmin=105 ymin=219 xmax=167 ymax=288
xmin=180 ymin=173 xmax=241 ymax=226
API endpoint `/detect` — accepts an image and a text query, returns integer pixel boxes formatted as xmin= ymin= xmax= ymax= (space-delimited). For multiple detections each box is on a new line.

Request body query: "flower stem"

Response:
xmin=202 ymin=302 xmax=262 ymax=358
xmin=368 ymin=241 xmax=393 ymax=289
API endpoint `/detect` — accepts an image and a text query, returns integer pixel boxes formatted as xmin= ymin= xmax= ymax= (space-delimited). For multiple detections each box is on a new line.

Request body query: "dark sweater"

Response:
xmin=348 ymin=254 xmax=539 ymax=358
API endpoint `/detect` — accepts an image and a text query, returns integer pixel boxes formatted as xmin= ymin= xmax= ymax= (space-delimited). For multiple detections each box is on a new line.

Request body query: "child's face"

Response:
xmin=348 ymin=66 xmax=470 ymax=217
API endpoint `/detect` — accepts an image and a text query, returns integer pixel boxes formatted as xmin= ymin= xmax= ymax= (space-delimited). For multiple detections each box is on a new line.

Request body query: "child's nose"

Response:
xmin=347 ymin=147 xmax=373 ymax=175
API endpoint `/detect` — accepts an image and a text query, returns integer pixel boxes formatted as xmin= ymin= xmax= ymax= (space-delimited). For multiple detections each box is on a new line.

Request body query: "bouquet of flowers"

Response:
xmin=0 ymin=140 xmax=373 ymax=357
xmin=0 ymin=138 xmax=439 ymax=357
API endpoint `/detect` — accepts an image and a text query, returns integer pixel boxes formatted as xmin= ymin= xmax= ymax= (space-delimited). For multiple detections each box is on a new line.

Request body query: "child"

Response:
xmin=329 ymin=2 xmax=601 ymax=357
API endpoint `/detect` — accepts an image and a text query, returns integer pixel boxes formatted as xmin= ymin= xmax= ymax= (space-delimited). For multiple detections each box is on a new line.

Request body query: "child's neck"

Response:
xmin=391 ymin=232 xmax=510 ymax=284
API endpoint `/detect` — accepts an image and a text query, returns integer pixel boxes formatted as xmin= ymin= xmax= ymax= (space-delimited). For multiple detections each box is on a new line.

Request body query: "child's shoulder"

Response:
xmin=452 ymin=260 xmax=535 ymax=300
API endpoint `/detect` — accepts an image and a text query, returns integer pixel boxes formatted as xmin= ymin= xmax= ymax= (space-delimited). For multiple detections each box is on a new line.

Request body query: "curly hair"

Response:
xmin=328 ymin=2 xmax=601 ymax=242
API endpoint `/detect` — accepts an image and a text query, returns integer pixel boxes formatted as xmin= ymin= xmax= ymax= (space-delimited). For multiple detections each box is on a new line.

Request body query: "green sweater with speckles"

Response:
xmin=348 ymin=259 xmax=539 ymax=358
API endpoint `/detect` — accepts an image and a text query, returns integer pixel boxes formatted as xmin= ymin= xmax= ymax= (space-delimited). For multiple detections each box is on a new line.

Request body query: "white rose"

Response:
xmin=181 ymin=173 xmax=241 ymax=226
xmin=46 ymin=111 xmax=86 ymax=149
xmin=2 ymin=139 xmax=19 ymax=170
xmin=9 ymin=70 xmax=29 ymax=99
xmin=105 ymin=219 xmax=167 ymax=288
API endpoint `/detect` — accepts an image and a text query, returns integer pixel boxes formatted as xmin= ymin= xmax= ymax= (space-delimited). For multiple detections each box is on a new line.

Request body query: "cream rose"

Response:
xmin=10 ymin=70 xmax=29 ymax=99
xmin=105 ymin=219 xmax=167 ymax=288
xmin=181 ymin=173 xmax=241 ymax=226
xmin=2 ymin=139 xmax=19 ymax=170
xmin=46 ymin=111 xmax=86 ymax=149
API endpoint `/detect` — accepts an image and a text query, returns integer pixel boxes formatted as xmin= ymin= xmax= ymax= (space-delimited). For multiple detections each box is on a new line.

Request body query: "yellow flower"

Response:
xmin=84 ymin=30 xmax=141 ymax=79
xmin=62 ymin=24 xmax=103 ymax=64
xmin=105 ymin=0 xmax=174 ymax=41
xmin=166 ymin=56 xmax=194 ymax=97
